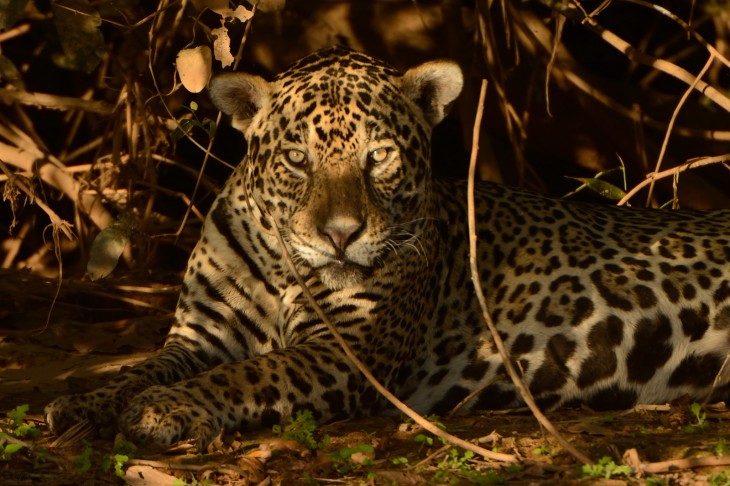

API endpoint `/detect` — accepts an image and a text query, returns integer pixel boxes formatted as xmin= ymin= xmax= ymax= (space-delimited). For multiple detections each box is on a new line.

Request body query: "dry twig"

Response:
xmin=646 ymin=53 xmax=716 ymax=205
xmin=617 ymin=154 xmax=730 ymax=205
xmin=547 ymin=1 xmax=730 ymax=113
xmin=0 ymin=89 xmax=114 ymax=114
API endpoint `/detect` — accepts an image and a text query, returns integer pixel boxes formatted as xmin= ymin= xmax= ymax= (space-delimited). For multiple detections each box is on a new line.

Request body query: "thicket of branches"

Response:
xmin=1 ymin=0 xmax=729 ymax=280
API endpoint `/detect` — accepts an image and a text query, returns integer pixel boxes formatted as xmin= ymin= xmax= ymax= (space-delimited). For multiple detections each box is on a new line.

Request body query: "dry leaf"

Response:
xmin=211 ymin=27 xmax=234 ymax=68
xmin=214 ymin=4 xmax=253 ymax=22
xmin=124 ymin=465 xmax=178 ymax=486
xmin=176 ymin=46 xmax=212 ymax=93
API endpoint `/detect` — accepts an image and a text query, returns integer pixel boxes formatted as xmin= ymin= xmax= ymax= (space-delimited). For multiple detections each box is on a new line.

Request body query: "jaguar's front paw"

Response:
xmin=45 ymin=393 xmax=120 ymax=437
xmin=119 ymin=385 xmax=222 ymax=449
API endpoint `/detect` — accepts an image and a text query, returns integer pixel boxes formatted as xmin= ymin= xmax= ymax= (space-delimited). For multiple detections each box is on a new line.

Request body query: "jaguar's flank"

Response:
xmin=46 ymin=46 xmax=730 ymax=448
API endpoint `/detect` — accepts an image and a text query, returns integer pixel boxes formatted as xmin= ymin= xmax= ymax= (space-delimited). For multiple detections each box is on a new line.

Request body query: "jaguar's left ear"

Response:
xmin=208 ymin=72 xmax=271 ymax=133
xmin=402 ymin=60 xmax=463 ymax=128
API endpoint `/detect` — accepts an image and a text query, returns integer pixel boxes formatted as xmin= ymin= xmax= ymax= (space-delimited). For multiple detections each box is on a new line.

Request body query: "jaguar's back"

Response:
xmin=408 ymin=179 xmax=730 ymax=414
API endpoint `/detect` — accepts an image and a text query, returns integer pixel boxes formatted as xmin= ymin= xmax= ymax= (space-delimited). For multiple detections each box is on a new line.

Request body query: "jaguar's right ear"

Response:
xmin=208 ymin=73 xmax=271 ymax=133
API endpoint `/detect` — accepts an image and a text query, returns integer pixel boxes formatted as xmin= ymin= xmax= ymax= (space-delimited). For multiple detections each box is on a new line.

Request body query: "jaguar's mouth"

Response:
xmin=316 ymin=260 xmax=373 ymax=290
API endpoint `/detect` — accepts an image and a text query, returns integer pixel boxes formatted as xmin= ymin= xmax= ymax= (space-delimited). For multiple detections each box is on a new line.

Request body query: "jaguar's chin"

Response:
xmin=317 ymin=262 xmax=370 ymax=290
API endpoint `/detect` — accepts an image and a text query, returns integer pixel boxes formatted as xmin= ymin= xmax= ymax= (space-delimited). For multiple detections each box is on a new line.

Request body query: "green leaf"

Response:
xmin=7 ymin=404 xmax=29 ymax=426
xmin=52 ymin=0 xmax=105 ymax=73
xmin=3 ymin=443 xmax=23 ymax=456
xmin=87 ymin=226 xmax=131 ymax=280
xmin=113 ymin=454 xmax=129 ymax=477
xmin=172 ymin=119 xmax=196 ymax=142
xmin=568 ymin=177 xmax=627 ymax=201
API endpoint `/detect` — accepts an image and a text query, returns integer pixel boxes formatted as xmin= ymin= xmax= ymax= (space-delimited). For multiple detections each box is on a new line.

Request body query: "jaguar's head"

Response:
xmin=209 ymin=46 xmax=462 ymax=290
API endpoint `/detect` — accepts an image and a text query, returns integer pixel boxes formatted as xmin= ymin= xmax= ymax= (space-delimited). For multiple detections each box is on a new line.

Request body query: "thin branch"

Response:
xmin=0 ymin=89 xmax=114 ymax=114
xmin=646 ymin=53 xmax=715 ymax=205
xmin=622 ymin=0 xmax=730 ymax=71
xmin=0 ymin=160 xmax=75 ymax=241
xmin=511 ymin=8 xmax=730 ymax=141
xmin=641 ymin=455 xmax=730 ymax=474
xmin=466 ymin=79 xmax=593 ymax=465
xmin=617 ymin=154 xmax=730 ymax=205
xmin=542 ymin=0 xmax=730 ymax=113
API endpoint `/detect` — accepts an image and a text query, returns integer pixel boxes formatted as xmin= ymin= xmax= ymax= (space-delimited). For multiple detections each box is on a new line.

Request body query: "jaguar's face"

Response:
xmin=209 ymin=47 xmax=463 ymax=290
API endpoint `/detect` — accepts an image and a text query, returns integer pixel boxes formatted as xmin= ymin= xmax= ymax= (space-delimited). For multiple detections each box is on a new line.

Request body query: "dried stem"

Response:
xmin=646 ymin=53 xmax=715 ymax=205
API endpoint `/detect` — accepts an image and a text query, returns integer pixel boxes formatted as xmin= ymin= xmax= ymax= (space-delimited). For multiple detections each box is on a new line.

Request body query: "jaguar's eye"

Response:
xmin=369 ymin=147 xmax=392 ymax=164
xmin=285 ymin=149 xmax=307 ymax=166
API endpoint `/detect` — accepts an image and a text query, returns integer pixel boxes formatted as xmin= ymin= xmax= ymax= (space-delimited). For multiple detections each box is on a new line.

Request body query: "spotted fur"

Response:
xmin=46 ymin=46 xmax=730 ymax=448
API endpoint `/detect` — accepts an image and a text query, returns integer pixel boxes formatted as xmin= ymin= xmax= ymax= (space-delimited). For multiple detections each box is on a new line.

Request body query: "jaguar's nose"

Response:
xmin=319 ymin=217 xmax=365 ymax=255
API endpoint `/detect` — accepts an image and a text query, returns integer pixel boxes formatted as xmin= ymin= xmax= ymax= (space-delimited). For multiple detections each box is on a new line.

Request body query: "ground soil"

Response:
xmin=1 ymin=269 xmax=730 ymax=485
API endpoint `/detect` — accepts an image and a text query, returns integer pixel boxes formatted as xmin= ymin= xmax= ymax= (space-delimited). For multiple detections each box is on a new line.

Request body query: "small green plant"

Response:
xmin=644 ymin=477 xmax=666 ymax=486
xmin=0 ymin=441 xmax=23 ymax=461
xmin=329 ymin=443 xmax=374 ymax=474
xmin=431 ymin=448 xmax=505 ymax=484
xmin=4 ymin=404 xmax=40 ymax=439
xmin=564 ymin=166 xmax=627 ymax=201
xmin=531 ymin=445 xmax=552 ymax=456
xmin=172 ymin=101 xmax=216 ymax=143
xmin=431 ymin=448 xmax=504 ymax=484
xmin=0 ymin=405 xmax=44 ymax=462
xmin=102 ymin=453 xmax=129 ymax=478
xmin=414 ymin=433 xmax=434 ymax=447
xmin=392 ymin=456 xmax=409 ymax=466
xmin=412 ymin=417 xmax=447 ymax=449
xmin=72 ymin=439 xmax=133 ymax=478
xmin=715 ymin=438 xmax=730 ymax=456
xmin=590 ymin=415 xmax=615 ymax=425
xmin=683 ymin=402 xmax=707 ymax=433
xmin=74 ymin=443 xmax=96 ymax=475
xmin=272 ymin=410 xmax=328 ymax=450
xmin=581 ymin=456 xmax=632 ymax=479
xmin=709 ymin=470 xmax=730 ymax=486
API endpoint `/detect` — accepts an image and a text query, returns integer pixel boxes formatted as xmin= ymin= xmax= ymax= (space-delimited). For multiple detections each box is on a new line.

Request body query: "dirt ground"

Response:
xmin=2 ymin=268 xmax=730 ymax=485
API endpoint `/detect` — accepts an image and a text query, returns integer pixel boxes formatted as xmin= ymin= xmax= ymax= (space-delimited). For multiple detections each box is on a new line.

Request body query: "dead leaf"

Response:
xmin=87 ymin=226 xmax=130 ymax=280
xmin=211 ymin=27 xmax=234 ymax=68
xmin=51 ymin=0 xmax=105 ymax=73
xmin=176 ymin=46 xmax=212 ymax=93
xmin=622 ymin=448 xmax=642 ymax=476
xmin=376 ymin=470 xmax=426 ymax=485
xmin=214 ymin=4 xmax=253 ymax=22
xmin=124 ymin=465 xmax=178 ymax=486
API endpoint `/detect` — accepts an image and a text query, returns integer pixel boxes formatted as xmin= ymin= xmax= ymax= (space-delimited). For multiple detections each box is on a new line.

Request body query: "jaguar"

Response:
xmin=46 ymin=46 xmax=730 ymax=448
